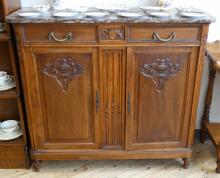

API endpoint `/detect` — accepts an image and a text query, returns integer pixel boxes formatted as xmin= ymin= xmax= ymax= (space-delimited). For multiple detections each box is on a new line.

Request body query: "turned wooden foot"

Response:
xmin=32 ymin=160 xmax=42 ymax=172
xmin=183 ymin=158 xmax=190 ymax=169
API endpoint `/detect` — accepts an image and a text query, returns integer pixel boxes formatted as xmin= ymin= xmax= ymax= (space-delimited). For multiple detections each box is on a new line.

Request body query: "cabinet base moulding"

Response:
xmin=30 ymin=148 xmax=192 ymax=160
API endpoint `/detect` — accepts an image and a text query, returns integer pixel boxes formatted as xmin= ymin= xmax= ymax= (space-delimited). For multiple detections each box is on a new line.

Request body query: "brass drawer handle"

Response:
xmin=153 ymin=32 xmax=176 ymax=42
xmin=48 ymin=32 xmax=72 ymax=42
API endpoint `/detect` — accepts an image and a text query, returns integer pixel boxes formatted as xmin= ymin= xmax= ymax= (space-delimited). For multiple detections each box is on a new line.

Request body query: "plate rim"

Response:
xmin=149 ymin=11 xmax=170 ymax=17
xmin=117 ymin=12 xmax=144 ymax=18
xmin=85 ymin=11 xmax=110 ymax=17
xmin=180 ymin=12 xmax=206 ymax=18
xmin=53 ymin=11 xmax=78 ymax=17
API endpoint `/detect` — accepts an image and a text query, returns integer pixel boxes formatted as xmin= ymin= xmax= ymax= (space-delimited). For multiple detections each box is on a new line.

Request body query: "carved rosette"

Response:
xmin=100 ymin=28 xmax=125 ymax=40
xmin=43 ymin=57 xmax=84 ymax=91
xmin=140 ymin=59 xmax=181 ymax=92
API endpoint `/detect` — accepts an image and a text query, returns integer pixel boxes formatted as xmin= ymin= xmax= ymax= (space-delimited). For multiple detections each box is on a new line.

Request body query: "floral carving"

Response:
xmin=100 ymin=28 xmax=125 ymax=40
xmin=140 ymin=59 xmax=181 ymax=92
xmin=43 ymin=57 xmax=84 ymax=91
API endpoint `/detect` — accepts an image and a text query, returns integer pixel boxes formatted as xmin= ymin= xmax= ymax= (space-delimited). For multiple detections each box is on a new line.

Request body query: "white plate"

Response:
xmin=18 ymin=12 xmax=41 ymax=18
xmin=85 ymin=12 xmax=110 ymax=18
xmin=0 ymin=127 xmax=22 ymax=141
xmin=53 ymin=12 xmax=78 ymax=18
xmin=0 ymin=27 xmax=6 ymax=33
xmin=117 ymin=12 xmax=144 ymax=18
xmin=0 ymin=131 xmax=22 ymax=141
xmin=149 ymin=11 xmax=170 ymax=18
xmin=0 ymin=76 xmax=16 ymax=91
xmin=180 ymin=12 xmax=206 ymax=18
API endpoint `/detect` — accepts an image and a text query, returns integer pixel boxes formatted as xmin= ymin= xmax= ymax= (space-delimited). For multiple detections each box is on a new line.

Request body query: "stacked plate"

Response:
xmin=0 ymin=120 xmax=22 ymax=141
xmin=0 ymin=71 xmax=16 ymax=91
xmin=0 ymin=23 xmax=6 ymax=33
xmin=179 ymin=12 xmax=206 ymax=18
xmin=140 ymin=6 xmax=172 ymax=18
xmin=177 ymin=7 xmax=206 ymax=18
xmin=18 ymin=11 xmax=42 ymax=19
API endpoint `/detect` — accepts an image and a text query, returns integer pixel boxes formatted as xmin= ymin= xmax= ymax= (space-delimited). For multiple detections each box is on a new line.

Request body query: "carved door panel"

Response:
xmin=23 ymin=47 xmax=100 ymax=149
xmin=100 ymin=48 xmax=126 ymax=149
xmin=125 ymin=47 xmax=199 ymax=150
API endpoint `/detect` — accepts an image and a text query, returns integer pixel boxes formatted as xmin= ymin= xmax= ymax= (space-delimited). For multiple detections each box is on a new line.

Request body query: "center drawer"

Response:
xmin=128 ymin=25 xmax=200 ymax=43
xmin=21 ymin=24 xmax=97 ymax=43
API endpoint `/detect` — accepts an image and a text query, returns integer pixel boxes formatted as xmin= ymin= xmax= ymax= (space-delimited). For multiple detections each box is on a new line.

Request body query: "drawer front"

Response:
xmin=128 ymin=26 xmax=200 ymax=43
xmin=22 ymin=24 xmax=97 ymax=43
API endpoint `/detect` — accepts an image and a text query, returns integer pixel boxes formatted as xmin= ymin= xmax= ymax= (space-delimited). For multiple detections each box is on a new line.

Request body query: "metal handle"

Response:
xmin=153 ymin=32 xmax=176 ymax=42
xmin=127 ymin=93 xmax=131 ymax=113
xmin=48 ymin=32 xmax=72 ymax=42
xmin=96 ymin=92 xmax=100 ymax=112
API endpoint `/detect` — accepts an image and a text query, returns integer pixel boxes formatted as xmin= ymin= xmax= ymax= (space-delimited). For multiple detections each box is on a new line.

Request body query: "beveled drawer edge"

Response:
xmin=127 ymin=39 xmax=201 ymax=44
xmin=20 ymin=24 xmax=97 ymax=44
xmin=127 ymin=25 xmax=202 ymax=44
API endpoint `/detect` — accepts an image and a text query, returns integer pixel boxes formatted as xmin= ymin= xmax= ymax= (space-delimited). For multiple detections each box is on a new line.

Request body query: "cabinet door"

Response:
xmin=125 ymin=47 xmax=199 ymax=150
xmin=22 ymin=47 xmax=100 ymax=149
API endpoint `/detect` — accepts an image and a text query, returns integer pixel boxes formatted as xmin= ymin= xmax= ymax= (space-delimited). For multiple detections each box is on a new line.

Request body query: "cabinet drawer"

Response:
xmin=128 ymin=26 xmax=200 ymax=43
xmin=21 ymin=24 xmax=97 ymax=43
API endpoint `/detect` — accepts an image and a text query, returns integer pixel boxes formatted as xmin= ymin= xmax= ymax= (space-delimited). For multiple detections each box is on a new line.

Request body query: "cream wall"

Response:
xmin=20 ymin=0 xmax=220 ymax=129
xmin=20 ymin=0 xmax=153 ymax=7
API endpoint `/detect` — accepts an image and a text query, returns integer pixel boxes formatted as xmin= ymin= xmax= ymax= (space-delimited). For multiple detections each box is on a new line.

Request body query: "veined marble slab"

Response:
xmin=6 ymin=7 xmax=215 ymax=24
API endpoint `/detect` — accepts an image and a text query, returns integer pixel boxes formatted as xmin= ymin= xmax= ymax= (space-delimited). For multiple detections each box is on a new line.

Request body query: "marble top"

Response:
xmin=6 ymin=7 xmax=215 ymax=24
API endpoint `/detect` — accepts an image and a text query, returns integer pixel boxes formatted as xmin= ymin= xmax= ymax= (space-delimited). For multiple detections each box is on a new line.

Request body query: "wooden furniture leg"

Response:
xmin=200 ymin=57 xmax=216 ymax=143
xmin=216 ymin=146 xmax=220 ymax=173
xmin=183 ymin=158 xmax=190 ymax=169
xmin=32 ymin=160 xmax=42 ymax=172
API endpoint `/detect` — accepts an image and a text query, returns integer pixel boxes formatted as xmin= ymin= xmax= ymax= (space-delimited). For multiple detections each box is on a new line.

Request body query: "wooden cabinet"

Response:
xmin=13 ymin=23 xmax=209 ymax=171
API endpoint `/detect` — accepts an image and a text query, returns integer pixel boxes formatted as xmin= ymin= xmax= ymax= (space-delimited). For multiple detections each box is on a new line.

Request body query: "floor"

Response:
xmin=0 ymin=142 xmax=219 ymax=178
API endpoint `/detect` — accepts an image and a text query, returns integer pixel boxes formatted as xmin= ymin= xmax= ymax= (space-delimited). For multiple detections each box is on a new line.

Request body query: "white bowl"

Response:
xmin=1 ymin=120 xmax=18 ymax=133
